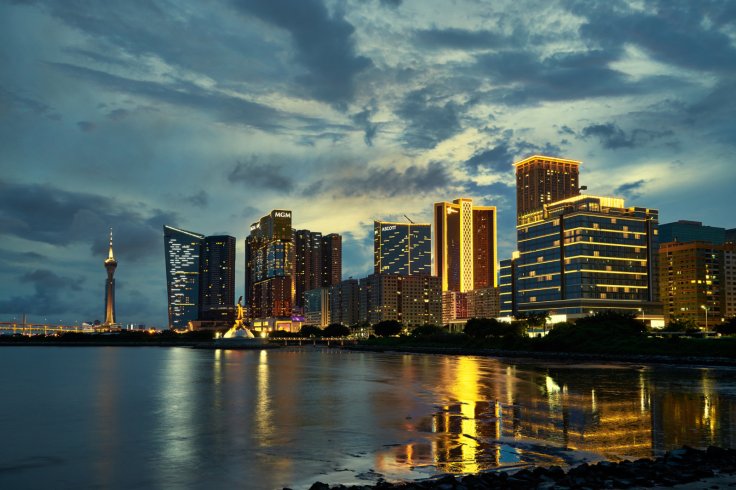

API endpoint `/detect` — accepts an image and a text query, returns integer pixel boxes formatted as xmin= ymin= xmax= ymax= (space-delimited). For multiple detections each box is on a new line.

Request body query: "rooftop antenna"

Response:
xmin=404 ymin=215 xmax=415 ymax=224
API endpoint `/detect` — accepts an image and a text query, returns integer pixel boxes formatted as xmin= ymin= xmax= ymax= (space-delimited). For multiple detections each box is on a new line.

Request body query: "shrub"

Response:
xmin=373 ymin=320 xmax=403 ymax=337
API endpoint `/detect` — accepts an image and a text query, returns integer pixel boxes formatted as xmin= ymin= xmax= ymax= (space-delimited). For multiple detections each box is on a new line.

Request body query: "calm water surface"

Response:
xmin=1 ymin=346 xmax=735 ymax=489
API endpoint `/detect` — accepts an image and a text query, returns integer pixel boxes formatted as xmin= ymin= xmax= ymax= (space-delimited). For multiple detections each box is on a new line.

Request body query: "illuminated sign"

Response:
xmin=382 ymin=225 xmax=397 ymax=232
xmin=274 ymin=211 xmax=291 ymax=218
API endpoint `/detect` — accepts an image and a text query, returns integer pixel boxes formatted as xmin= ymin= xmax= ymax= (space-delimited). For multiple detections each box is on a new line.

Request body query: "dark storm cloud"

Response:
xmin=228 ymin=158 xmax=295 ymax=192
xmin=0 ymin=180 xmax=176 ymax=261
xmin=351 ymin=102 xmax=379 ymax=146
xmin=308 ymin=161 xmax=453 ymax=198
xmin=475 ymin=49 xmax=641 ymax=105
xmin=614 ymin=180 xmax=648 ymax=200
xmin=414 ymin=28 xmax=506 ymax=50
xmin=0 ymin=86 xmax=59 ymax=119
xmin=51 ymin=63 xmax=289 ymax=130
xmin=581 ymin=123 xmax=673 ymax=149
xmin=396 ymin=88 xmax=463 ymax=149
xmin=574 ymin=1 xmax=736 ymax=74
xmin=232 ymin=0 xmax=371 ymax=106
xmin=77 ymin=121 xmax=96 ymax=132
xmin=0 ymin=269 xmax=83 ymax=315
xmin=464 ymin=137 xmax=562 ymax=174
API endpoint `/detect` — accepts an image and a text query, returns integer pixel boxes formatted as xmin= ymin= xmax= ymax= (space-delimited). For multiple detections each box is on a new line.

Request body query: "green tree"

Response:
xmin=574 ymin=311 xmax=647 ymax=337
xmin=323 ymin=323 xmax=350 ymax=337
xmin=663 ymin=316 xmax=696 ymax=332
xmin=300 ymin=325 xmax=323 ymax=337
xmin=410 ymin=324 xmax=445 ymax=337
xmin=464 ymin=318 xmax=519 ymax=339
xmin=373 ymin=320 xmax=403 ymax=337
xmin=715 ymin=317 xmax=736 ymax=335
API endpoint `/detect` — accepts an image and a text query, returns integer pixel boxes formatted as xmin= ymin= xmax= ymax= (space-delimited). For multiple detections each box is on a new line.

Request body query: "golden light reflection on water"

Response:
xmin=375 ymin=357 xmax=732 ymax=476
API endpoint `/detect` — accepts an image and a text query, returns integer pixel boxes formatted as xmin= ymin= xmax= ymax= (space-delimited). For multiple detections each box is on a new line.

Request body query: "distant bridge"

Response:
xmin=0 ymin=322 xmax=96 ymax=336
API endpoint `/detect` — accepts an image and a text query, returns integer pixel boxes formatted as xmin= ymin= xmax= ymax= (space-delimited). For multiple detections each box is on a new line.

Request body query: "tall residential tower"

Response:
xmin=515 ymin=155 xmax=581 ymax=224
xmin=433 ymin=198 xmax=497 ymax=292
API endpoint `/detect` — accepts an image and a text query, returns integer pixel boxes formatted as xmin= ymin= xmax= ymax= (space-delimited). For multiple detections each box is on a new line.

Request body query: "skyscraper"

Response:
xmin=245 ymin=210 xmax=294 ymax=320
xmin=103 ymin=229 xmax=117 ymax=326
xmin=433 ymin=198 xmax=497 ymax=292
xmin=164 ymin=225 xmax=204 ymax=329
xmin=659 ymin=241 xmax=726 ymax=329
xmin=515 ymin=155 xmax=581 ymax=223
xmin=373 ymin=221 xmax=431 ymax=276
xmin=293 ymin=230 xmax=342 ymax=309
xmin=322 ymin=233 xmax=342 ymax=287
xmin=514 ymin=195 xmax=660 ymax=317
xmin=199 ymin=235 xmax=236 ymax=323
xmin=359 ymin=274 xmax=442 ymax=327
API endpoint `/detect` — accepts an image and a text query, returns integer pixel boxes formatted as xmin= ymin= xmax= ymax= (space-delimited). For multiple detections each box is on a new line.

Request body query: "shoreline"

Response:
xmin=300 ymin=446 xmax=736 ymax=490
xmin=2 ymin=339 xmax=735 ymax=367
xmin=345 ymin=343 xmax=736 ymax=367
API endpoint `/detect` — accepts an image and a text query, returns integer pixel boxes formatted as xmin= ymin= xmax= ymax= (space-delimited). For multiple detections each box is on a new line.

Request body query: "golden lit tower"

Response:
xmin=514 ymin=155 xmax=581 ymax=224
xmin=104 ymin=228 xmax=117 ymax=325
xmin=433 ymin=198 xmax=497 ymax=292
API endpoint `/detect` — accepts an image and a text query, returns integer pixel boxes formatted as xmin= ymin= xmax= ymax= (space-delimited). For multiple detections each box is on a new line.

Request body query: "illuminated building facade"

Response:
xmin=515 ymin=195 xmax=660 ymax=316
xmin=329 ymin=279 xmax=360 ymax=326
xmin=442 ymin=288 xmax=500 ymax=324
xmin=374 ymin=221 xmax=431 ymax=276
xmin=304 ymin=287 xmax=330 ymax=327
xmin=245 ymin=210 xmax=294 ymax=320
xmin=164 ymin=225 xmax=205 ymax=329
xmin=294 ymin=230 xmax=342 ymax=309
xmin=726 ymin=247 xmax=736 ymax=319
xmin=499 ymin=253 xmax=519 ymax=317
xmin=515 ymin=155 xmax=581 ymax=224
xmin=659 ymin=241 xmax=733 ymax=328
xmin=433 ymin=198 xmax=497 ymax=292
xmin=198 ymin=235 xmax=236 ymax=324
xmin=103 ymin=229 xmax=117 ymax=326
xmin=359 ymin=274 xmax=442 ymax=326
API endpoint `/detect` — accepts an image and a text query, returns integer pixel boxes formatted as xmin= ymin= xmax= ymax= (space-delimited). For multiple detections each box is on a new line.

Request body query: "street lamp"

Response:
xmin=701 ymin=305 xmax=710 ymax=332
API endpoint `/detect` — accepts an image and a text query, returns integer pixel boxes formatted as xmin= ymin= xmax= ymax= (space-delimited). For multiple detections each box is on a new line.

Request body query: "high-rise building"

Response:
xmin=103 ymin=229 xmax=117 ymax=326
xmin=515 ymin=155 xmax=581 ymax=224
xmin=513 ymin=195 xmax=660 ymax=317
xmin=329 ymin=279 xmax=360 ymax=326
xmin=373 ymin=221 xmax=431 ymax=276
xmin=199 ymin=235 xmax=236 ymax=324
xmin=322 ymin=233 xmax=342 ymax=286
xmin=433 ymin=198 xmax=497 ymax=292
xmin=499 ymin=253 xmax=519 ymax=318
xmin=304 ymin=287 xmax=330 ymax=327
xmin=659 ymin=220 xmax=727 ymax=245
xmin=724 ymin=247 xmax=736 ymax=319
xmin=245 ymin=210 xmax=294 ymax=320
xmin=359 ymin=274 xmax=442 ymax=327
xmin=164 ymin=226 xmax=205 ymax=329
xmin=442 ymin=288 xmax=500 ymax=324
xmin=659 ymin=241 xmax=736 ymax=328
xmin=294 ymin=230 xmax=342 ymax=309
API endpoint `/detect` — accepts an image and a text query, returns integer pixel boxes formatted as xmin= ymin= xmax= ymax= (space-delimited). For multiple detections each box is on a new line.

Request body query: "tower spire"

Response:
xmin=106 ymin=228 xmax=116 ymax=263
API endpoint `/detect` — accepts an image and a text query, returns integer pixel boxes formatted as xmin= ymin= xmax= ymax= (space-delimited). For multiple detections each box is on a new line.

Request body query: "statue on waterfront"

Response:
xmin=222 ymin=296 xmax=255 ymax=339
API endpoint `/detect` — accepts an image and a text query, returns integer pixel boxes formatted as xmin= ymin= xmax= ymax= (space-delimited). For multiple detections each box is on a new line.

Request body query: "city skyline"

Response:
xmin=2 ymin=1 xmax=736 ymax=326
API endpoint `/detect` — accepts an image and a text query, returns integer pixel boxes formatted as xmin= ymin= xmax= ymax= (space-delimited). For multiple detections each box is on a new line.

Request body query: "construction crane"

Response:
xmin=404 ymin=215 xmax=414 ymax=224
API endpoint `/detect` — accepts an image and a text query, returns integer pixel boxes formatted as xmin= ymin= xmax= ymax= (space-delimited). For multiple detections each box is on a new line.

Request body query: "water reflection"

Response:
xmin=2 ymin=348 xmax=736 ymax=489
xmin=378 ymin=358 xmax=736 ymax=476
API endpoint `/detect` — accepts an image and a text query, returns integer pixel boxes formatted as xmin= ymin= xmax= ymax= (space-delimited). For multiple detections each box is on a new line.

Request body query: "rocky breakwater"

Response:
xmin=298 ymin=446 xmax=736 ymax=490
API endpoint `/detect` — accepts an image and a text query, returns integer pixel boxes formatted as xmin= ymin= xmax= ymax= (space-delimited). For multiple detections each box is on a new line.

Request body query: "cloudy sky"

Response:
xmin=1 ymin=0 xmax=735 ymax=326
